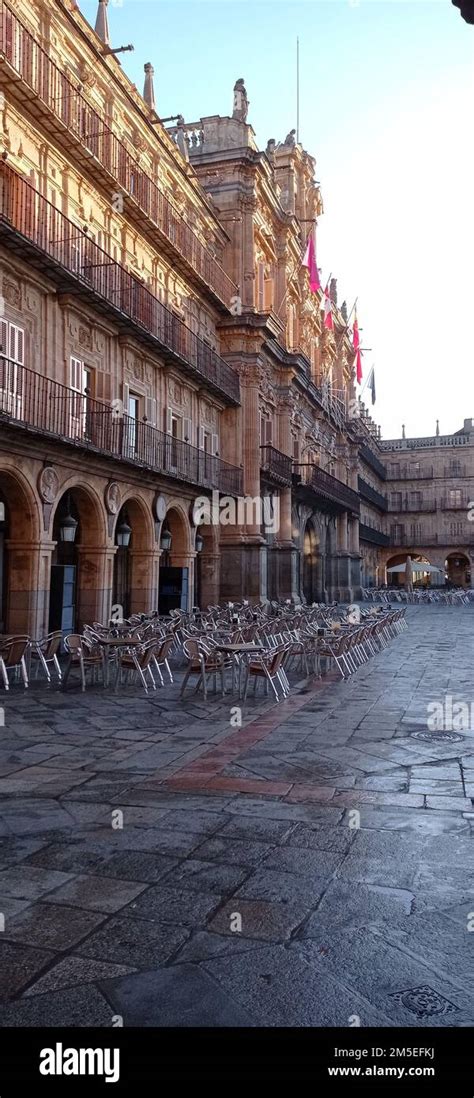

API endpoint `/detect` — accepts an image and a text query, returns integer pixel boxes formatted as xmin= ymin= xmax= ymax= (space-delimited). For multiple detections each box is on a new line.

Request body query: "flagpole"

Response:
xmin=296 ymin=37 xmax=300 ymax=144
xmin=346 ymin=297 xmax=358 ymax=327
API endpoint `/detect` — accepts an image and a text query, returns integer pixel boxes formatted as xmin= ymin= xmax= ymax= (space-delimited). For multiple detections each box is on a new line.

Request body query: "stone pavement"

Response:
xmin=0 ymin=606 xmax=473 ymax=1027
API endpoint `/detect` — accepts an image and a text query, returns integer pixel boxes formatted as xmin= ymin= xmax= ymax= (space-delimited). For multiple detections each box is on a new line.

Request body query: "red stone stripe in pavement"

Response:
xmin=163 ymin=676 xmax=333 ymax=799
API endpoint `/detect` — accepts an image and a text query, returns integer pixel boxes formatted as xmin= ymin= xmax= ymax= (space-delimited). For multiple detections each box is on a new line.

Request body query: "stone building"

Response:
xmin=0 ymin=0 xmax=246 ymax=636
xmin=380 ymin=419 xmax=474 ymax=587
xmin=1 ymin=2 xmax=472 ymax=640
xmin=169 ymin=92 xmax=362 ymax=604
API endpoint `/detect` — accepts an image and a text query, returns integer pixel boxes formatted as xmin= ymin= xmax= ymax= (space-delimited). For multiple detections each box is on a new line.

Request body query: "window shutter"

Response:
xmin=183 ymin=417 xmax=192 ymax=443
xmin=257 ymin=263 xmax=265 ymax=310
xmin=211 ymin=432 xmax=218 ymax=455
xmin=70 ymin=356 xmax=83 ymax=392
xmin=265 ymin=418 xmax=273 ymax=444
xmin=166 ymin=406 xmax=173 ymax=434
xmin=198 ymin=426 xmax=205 ymax=450
xmin=0 ymin=319 xmax=7 ymax=355
xmin=9 ymin=324 xmax=24 ymax=364
xmin=146 ymin=397 xmax=157 ymax=427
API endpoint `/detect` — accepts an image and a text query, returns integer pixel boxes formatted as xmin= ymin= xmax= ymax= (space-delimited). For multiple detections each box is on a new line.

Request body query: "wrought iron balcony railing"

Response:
xmin=359 ymin=523 xmax=390 ymax=546
xmin=260 ymin=445 xmax=293 ymax=487
xmin=359 ymin=442 xmax=387 ymax=480
xmin=0 ymin=356 xmax=242 ymax=496
xmin=385 ymin=466 xmax=434 ymax=480
xmin=388 ymin=532 xmax=474 ymax=547
xmin=0 ymin=1 xmax=236 ymax=310
xmin=440 ymin=497 xmax=471 ymax=510
xmin=309 ymin=467 xmax=360 ymax=515
xmin=0 ymin=162 xmax=239 ymax=405
xmin=357 ymin=476 xmax=388 ymax=511
xmin=387 ymin=499 xmax=437 ymax=513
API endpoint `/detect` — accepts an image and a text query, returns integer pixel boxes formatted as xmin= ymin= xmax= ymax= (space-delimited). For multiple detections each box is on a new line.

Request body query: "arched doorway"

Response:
xmin=158 ymin=505 xmax=191 ymax=614
xmin=194 ymin=524 xmax=219 ymax=609
xmin=445 ymin=552 xmax=470 ymax=588
xmin=385 ymin=553 xmax=431 ymax=587
xmin=0 ymin=469 xmax=39 ymax=635
xmin=49 ymin=486 xmax=105 ymax=633
xmin=303 ymin=522 xmax=321 ymax=603
xmin=112 ymin=496 xmax=156 ymax=618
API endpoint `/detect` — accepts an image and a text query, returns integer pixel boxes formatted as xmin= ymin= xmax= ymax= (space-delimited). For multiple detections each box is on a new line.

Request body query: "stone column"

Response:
xmin=76 ymin=546 xmax=116 ymax=629
xmin=129 ymin=548 xmax=161 ymax=614
xmin=6 ymin=539 xmax=54 ymax=638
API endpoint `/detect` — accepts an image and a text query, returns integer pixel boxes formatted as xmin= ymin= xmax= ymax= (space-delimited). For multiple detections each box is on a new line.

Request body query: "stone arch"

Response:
xmin=0 ymin=465 xmax=42 ymax=634
xmin=49 ymin=481 xmax=109 ymax=631
xmin=302 ymin=515 xmax=322 ymax=604
xmin=158 ymin=500 xmax=194 ymax=613
xmin=113 ymin=493 xmax=157 ymax=616
xmin=445 ymin=551 xmax=470 ymax=588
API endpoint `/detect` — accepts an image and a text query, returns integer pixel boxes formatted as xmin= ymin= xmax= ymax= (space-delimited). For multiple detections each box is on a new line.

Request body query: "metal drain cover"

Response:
xmin=390 ymin=985 xmax=459 ymax=1018
xmin=410 ymin=730 xmax=464 ymax=744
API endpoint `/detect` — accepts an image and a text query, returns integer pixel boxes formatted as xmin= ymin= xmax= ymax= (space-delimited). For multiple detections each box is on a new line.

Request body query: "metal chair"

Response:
xmin=30 ymin=630 xmax=63 ymax=683
xmin=62 ymin=634 xmax=104 ymax=691
xmin=114 ymin=639 xmax=160 ymax=694
xmin=0 ymin=635 xmax=30 ymax=690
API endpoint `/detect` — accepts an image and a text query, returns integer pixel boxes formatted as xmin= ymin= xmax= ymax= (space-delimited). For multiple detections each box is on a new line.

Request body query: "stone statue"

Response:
xmin=265 ymin=138 xmax=276 ymax=161
xmin=232 ymin=78 xmax=249 ymax=123
xmin=284 ymin=129 xmax=296 ymax=147
xmin=175 ymin=115 xmax=189 ymax=163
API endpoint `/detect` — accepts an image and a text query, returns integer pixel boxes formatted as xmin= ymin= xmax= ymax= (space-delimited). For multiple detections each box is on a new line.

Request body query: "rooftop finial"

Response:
xmin=402 ymin=423 xmax=406 ymax=439
xmin=94 ymin=0 xmax=110 ymax=46
xmin=143 ymin=63 xmax=155 ymax=111
xmin=436 ymin=418 xmax=440 ymax=436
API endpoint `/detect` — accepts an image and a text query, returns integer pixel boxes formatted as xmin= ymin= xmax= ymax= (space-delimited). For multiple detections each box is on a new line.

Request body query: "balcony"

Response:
xmin=359 ymin=443 xmax=387 ymax=480
xmin=387 ymin=500 xmax=437 ymax=513
xmin=359 ymin=523 xmax=390 ymax=546
xmin=386 ymin=466 xmax=434 ymax=480
xmin=308 ymin=467 xmax=360 ymax=515
xmin=388 ymin=532 xmax=474 ymax=547
xmin=0 ymin=357 xmax=243 ymax=495
xmin=357 ymin=477 xmax=388 ymax=511
xmin=0 ymin=162 xmax=240 ymax=406
xmin=260 ymin=445 xmax=293 ymax=487
xmin=0 ymin=1 xmax=236 ymax=311
xmin=440 ymin=497 xmax=471 ymax=510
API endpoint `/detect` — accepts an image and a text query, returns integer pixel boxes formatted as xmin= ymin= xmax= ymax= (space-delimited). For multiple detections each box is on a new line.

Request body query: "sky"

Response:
xmin=80 ymin=0 xmax=474 ymax=440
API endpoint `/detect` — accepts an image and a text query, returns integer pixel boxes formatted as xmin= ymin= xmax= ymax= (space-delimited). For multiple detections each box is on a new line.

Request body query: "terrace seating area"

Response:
xmin=0 ymin=600 xmax=407 ymax=696
xmin=362 ymin=587 xmax=472 ymax=606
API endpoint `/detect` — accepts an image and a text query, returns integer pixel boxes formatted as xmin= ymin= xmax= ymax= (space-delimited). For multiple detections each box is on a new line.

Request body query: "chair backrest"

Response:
xmin=64 ymin=634 xmax=84 ymax=658
xmin=183 ymin=638 xmax=203 ymax=662
xmin=40 ymin=631 xmax=63 ymax=658
xmin=156 ymin=634 xmax=175 ymax=660
xmin=0 ymin=636 xmax=30 ymax=665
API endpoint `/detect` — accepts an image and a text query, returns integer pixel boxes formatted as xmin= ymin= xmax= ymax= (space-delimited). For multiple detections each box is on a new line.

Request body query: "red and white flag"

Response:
xmin=302 ymin=229 xmax=320 ymax=293
xmin=353 ymin=309 xmax=363 ymax=384
xmin=323 ymin=283 xmax=333 ymax=330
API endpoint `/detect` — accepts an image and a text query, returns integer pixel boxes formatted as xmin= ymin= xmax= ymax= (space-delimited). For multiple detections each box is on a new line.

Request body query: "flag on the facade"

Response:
xmin=301 ymin=229 xmax=320 ymax=292
xmin=353 ymin=309 xmax=363 ymax=384
xmin=367 ymin=366 xmax=376 ymax=405
xmin=323 ymin=283 xmax=334 ymax=330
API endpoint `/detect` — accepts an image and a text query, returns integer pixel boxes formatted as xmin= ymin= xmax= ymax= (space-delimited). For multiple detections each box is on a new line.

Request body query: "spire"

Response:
xmin=402 ymin=424 xmax=406 ymax=439
xmin=143 ymin=63 xmax=155 ymax=111
xmin=95 ymin=0 xmax=110 ymax=46
xmin=436 ymin=418 xmax=440 ymax=436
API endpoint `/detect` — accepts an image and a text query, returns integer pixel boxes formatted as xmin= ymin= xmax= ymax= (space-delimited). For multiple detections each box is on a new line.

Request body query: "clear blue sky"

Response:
xmin=81 ymin=0 xmax=474 ymax=440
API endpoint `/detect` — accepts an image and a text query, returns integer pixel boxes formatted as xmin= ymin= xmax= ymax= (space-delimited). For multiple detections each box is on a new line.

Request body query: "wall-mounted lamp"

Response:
xmin=195 ymin=533 xmax=204 ymax=553
xmin=116 ymin=519 xmax=132 ymax=548
xmin=160 ymin=529 xmax=172 ymax=553
xmin=59 ymin=495 xmax=78 ymax=543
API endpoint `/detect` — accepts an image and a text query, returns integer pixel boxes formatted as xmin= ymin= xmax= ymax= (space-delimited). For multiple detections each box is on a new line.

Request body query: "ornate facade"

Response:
xmin=0 ymin=2 xmax=472 ymax=640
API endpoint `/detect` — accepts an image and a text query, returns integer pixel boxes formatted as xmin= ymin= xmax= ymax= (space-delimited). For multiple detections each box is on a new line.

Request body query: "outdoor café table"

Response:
xmin=98 ymin=636 xmax=143 ymax=687
xmin=214 ymin=642 xmax=265 ymax=698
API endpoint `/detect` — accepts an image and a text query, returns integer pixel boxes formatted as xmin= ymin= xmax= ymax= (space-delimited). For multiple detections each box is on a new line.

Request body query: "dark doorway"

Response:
xmin=159 ymin=567 xmax=188 ymax=614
